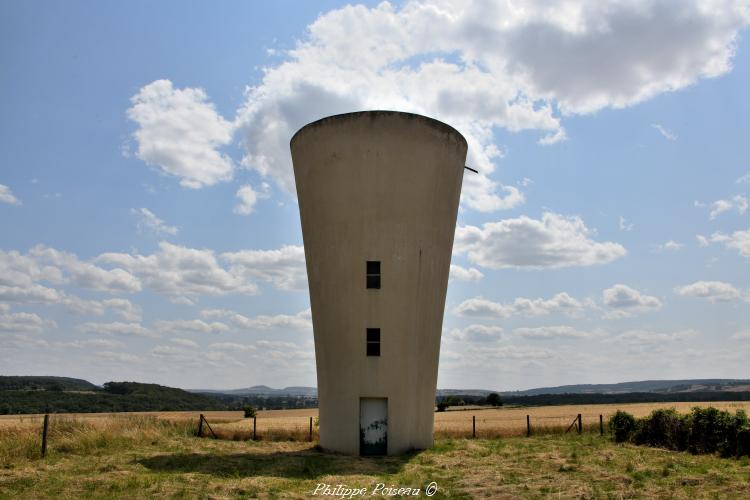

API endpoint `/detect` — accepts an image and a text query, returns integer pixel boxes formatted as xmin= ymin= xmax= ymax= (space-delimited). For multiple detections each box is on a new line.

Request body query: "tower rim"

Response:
xmin=290 ymin=110 xmax=467 ymax=149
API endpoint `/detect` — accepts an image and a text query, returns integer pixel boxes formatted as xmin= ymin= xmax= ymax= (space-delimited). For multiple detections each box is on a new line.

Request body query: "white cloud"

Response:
xmin=0 ymin=311 xmax=56 ymax=333
xmin=171 ymin=338 xmax=199 ymax=348
xmin=127 ymin=79 xmax=235 ymax=189
xmin=233 ymin=183 xmax=270 ymax=216
xmin=699 ymin=228 xmax=750 ymax=258
xmin=731 ymin=330 xmax=750 ymax=340
xmin=200 ymin=308 xmax=312 ymax=331
xmin=0 ymin=184 xmax=20 ymax=205
xmin=66 ymin=338 xmax=125 ymax=349
xmin=610 ymin=329 xmax=696 ymax=347
xmin=651 ymin=124 xmax=677 ymax=141
xmin=454 ymin=212 xmax=626 ymax=269
xmin=674 ymin=280 xmax=742 ymax=302
xmin=155 ymin=319 xmax=230 ymax=335
xmin=62 ymin=296 xmax=142 ymax=322
xmin=208 ymin=342 xmax=257 ymax=352
xmin=131 ymin=208 xmax=178 ymax=236
xmin=618 ymin=216 xmax=634 ymax=231
xmin=221 ymin=245 xmax=307 ymax=291
xmin=602 ymin=284 xmax=662 ymax=318
xmin=737 ymin=172 xmax=750 ymax=184
xmin=448 ymin=324 xmax=503 ymax=342
xmin=97 ymin=241 xmax=258 ymax=300
xmin=233 ymin=0 xmax=748 ymax=213
xmin=94 ymin=351 xmax=143 ymax=364
xmin=706 ymin=195 xmax=748 ymax=219
xmin=455 ymin=292 xmax=591 ymax=318
xmin=514 ymin=325 xmax=595 ymax=340
xmin=654 ymin=240 xmax=683 ymax=252
xmin=77 ymin=321 xmax=154 ymax=337
xmin=449 ymin=264 xmax=484 ymax=282
xmin=29 ymin=245 xmax=141 ymax=294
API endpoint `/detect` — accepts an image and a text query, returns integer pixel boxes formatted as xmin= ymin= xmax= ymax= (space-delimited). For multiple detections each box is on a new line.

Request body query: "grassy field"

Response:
xmin=4 ymin=401 xmax=750 ymax=439
xmin=2 ymin=412 xmax=750 ymax=498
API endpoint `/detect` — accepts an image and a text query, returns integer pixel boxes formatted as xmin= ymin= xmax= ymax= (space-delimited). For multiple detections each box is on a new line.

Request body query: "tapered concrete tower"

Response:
xmin=291 ymin=111 xmax=466 ymax=455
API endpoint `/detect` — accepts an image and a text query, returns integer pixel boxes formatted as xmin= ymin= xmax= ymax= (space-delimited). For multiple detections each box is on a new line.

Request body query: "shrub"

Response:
xmin=609 ymin=410 xmax=637 ymax=443
xmin=436 ymin=402 xmax=449 ymax=412
xmin=633 ymin=408 xmax=689 ymax=451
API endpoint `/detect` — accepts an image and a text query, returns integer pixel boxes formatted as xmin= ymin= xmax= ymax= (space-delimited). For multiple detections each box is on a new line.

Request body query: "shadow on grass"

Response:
xmin=137 ymin=446 xmax=416 ymax=479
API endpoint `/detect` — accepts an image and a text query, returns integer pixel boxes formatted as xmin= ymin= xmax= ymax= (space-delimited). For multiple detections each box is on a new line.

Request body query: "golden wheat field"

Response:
xmin=3 ymin=401 xmax=750 ymax=439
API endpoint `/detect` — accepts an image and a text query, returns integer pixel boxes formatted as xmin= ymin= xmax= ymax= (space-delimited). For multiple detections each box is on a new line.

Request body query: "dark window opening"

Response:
xmin=367 ymin=328 xmax=380 ymax=356
xmin=366 ymin=261 xmax=381 ymax=289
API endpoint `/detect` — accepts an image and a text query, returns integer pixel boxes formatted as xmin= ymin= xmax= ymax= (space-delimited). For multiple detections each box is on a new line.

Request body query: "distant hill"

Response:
xmin=502 ymin=379 xmax=750 ymax=396
xmin=0 ymin=379 xmax=225 ymax=414
xmin=0 ymin=376 xmax=99 ymax=392
xmin=190 ymin=385 xmax=318 ymax=397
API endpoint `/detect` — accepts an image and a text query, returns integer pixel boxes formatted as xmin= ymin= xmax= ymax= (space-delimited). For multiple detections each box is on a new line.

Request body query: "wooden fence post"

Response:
xmin=41 ymin=414 xmax=49 ymax=458
xmin=253 ymin=416 xmax=257 ymax=441
xmin=197 ymin=413 xmax=204 ymax=437
xmin=472 ymin=415 xmax=476 ymax=438
xmin=309 ymin=417 xmax=313 ymax=442
xmin=202 ymin=415 xmax=217 ymax=439
xmin=526 ymin=415 xmax=531 ymax=437
xmin=577 ymin=414 xmax=582 ymax=434
xmin=599 ymin=415 xmax=604 ymax=436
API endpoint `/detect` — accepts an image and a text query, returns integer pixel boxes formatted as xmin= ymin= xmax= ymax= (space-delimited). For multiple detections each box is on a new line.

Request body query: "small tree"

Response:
xmin=243 ymin=406 xmax=257 ymax=418
xmin=485 ymin=393 xmax=502 ymax=407
xmin=436 ymin=402 xmax=449 ymax=412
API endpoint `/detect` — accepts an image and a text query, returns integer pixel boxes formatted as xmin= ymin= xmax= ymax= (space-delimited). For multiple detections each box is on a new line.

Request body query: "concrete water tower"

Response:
xmin=290 ymin=111 xmax=466 ymax=455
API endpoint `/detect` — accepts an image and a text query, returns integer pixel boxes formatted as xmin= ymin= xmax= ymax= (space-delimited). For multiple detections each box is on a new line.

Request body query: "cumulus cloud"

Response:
xmin=674 ymin=280 xmax=743 ymax=302
xmin=231 ymin=0 xmax=747 ymax=213
xmin=200 ymin=308 xmax=312 ymax=331
xmin=654 ymin=240 xmax=683 ymax=252
xmin=706 ymin=195 xmax=748 ymax=219
xmin=154 ymin=319 xmax=230 ymax=335
xmin=233 ymin=183 xmax=271 ymax=216
xmin=97 ymin=241 xmax=258 ymax=300
xmin=29 ymin=245 xmax=141 ymax=294
xmin=449 ymin=264 xmax=484 ymax=282
xmin=454 ymin=212 xmax=626 ymax=269
xmin=77 ymin=321 xmax=154 ymax=337
xmin=221 ymin=245 xmax=307 ymax=291
xmin=209 ymin=342 xmax=257 ymax=352
xmin=602 ymin=284 xmax=662 ymax=318
xmin=737 ymin=172 xmax=750 ymax=184
xmin=513 ymin=325 xmax=595 ymax=340
xmin=127 ymin=79 xmax=235 ymax=188
xmin=0 ymin=311 xmax=56 ymax=333
xmin=455 ymin=292 xmax=591 ymax=318
xmin=131 ymin=208 xmax=178 ymax=236
xmin=448 ymin=324 xmax=503 ymax=342
xmin=0 ymin=184 xmax=20 ymax=205
xmin=698 ymin=228 xmax=750 ymax=258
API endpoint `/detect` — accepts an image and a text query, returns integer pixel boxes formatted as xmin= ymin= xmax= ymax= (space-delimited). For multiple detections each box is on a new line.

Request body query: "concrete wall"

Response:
xmin=290 ymin=111 xmax=466 ymax=455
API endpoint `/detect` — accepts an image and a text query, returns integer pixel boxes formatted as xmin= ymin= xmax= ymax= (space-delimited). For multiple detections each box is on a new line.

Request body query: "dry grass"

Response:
xmin=4 ymin=401 xmax=750 ymax=441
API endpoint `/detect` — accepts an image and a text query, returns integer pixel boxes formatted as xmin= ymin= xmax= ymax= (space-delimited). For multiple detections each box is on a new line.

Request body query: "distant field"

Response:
xmin=4 ymin=401 xmax=750 ymax=438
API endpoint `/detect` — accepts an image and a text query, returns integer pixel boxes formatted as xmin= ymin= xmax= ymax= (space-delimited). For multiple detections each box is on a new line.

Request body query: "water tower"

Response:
xmin=291 ymin=111 xmax=466 ymax=455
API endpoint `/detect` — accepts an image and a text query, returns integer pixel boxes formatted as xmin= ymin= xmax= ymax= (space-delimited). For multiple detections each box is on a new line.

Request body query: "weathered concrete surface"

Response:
xmin=291 ymin=111 xmax=466 ymax=455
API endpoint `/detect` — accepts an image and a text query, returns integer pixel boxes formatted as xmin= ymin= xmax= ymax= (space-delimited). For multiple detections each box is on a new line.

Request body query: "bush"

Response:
xmin=633 ymin=408 xmax=689 ymax=451
xmin=436 ymin=402 xmax=449 ymax=412
xmin=243 ymin=406 xmax=257 ymax=418
xmin=609 ymin=410 xmax=637 ymax=443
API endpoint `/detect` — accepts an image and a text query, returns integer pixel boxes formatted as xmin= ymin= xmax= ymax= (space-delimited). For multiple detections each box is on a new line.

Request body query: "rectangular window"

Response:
xmin=366 ymin=328 xmax=380 ymax=356
xmin=366 ymin=261 xmax=381 ymax=289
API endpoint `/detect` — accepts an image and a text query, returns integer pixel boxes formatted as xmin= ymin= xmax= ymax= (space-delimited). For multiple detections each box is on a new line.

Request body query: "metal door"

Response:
xmin=359 ymin=398 xmax=387 ymax=456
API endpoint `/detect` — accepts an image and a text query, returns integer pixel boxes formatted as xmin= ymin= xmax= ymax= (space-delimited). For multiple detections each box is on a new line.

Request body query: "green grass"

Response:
xmin=1 ymin=418 xmax=750 ymax=498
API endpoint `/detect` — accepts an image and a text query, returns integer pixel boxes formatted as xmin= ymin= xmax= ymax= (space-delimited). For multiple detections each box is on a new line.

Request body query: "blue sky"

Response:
xmin=1 ymin=1 xmax=749 ymax=391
